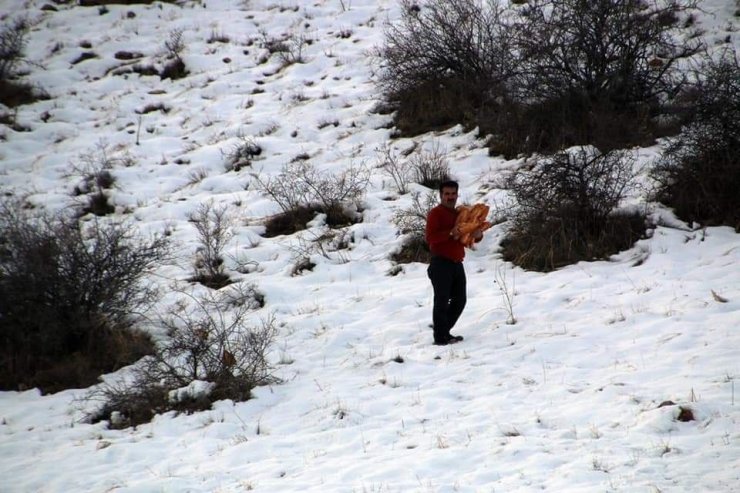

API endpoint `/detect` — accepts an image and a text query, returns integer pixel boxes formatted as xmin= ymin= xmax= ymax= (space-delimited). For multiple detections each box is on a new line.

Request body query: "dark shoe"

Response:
xmin=434 ymin=336 xmax=460 ymax=346
xmin=448 ymin=334 xmax=464 ymax=342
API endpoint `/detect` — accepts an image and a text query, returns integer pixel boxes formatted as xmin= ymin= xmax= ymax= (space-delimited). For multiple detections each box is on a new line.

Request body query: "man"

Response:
xmin=425 ymin=180 xmax=483 ymax=346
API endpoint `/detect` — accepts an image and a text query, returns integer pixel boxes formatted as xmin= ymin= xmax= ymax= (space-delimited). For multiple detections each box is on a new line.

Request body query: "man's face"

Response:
xmin=440 ymin=186 xmax=458 ymax=209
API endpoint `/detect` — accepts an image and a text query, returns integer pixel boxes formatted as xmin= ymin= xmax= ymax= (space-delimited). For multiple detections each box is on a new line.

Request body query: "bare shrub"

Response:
xmin=375 ymin=143 xmax=413 ymax=194
xmin=86 ymin=289 xmax=277 ymax=428
xmin=261 ymin=29 xmax=310 ymax=67
xmin=375 ymin=141 xmax=450 ymax=191
xmin=502 ymin=147 xmax=646 ymax=271
xmin=287 ymin=229 xmax=353 ymax=274
xmin=71 ymin=142 xmax=126 ymax=217
xmin=188 ymin=201 xmax=233 ymax=289
xmin=254 ymin=161 xmax=369 ymax=236
xmin=495 ymin=262 xmax=517 ymax=325
xmin=651 ymin=48 xmax=740 ymax=230
xmin=515 ymin=0 xmax=702 ymax=108
xmin=391 ymin=190 xmax=437 ymax=264
xmin=0 ymin=16 xmax=28 ymax=81
xmin=223 ymin=134 xmax=262 ymax=172
xmin=0 ymin=200 xmax=169 ymax=393
xmin=207 ymin=29 xmax=230 ymax=44
xmin=376 ymin=0 xmax=515 ymax=135
xmin=410 ymin=143 xmax=451 ymax=189
xmin=161 ymin=28 xmax=188 ymax=80
xmin=502 ymin=0 xmax=704 ymax=155
xmin=0 ymin=16 xmax=47 ymax=108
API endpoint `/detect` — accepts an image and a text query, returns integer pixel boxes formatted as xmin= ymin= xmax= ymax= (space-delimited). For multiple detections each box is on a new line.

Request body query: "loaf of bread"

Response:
xmin=455 ymin=203 xmax=492 ymax=248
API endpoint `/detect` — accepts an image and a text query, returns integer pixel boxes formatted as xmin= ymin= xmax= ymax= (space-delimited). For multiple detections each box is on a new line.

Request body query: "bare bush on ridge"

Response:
xmin=0 ymin=16 xmax=48 ymax=108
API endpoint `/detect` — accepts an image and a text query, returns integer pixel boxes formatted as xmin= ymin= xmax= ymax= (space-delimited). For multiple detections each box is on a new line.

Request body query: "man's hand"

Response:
xmin=450 ymin=225 xmax=461 ymax=240
xmin=472 ymin=229 xmax=483 ymax=241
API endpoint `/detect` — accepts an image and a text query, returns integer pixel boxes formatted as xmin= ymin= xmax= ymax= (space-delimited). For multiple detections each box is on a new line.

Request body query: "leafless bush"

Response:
xmin=277 ymin=31 xmax=310 ymax=66
xmin=376 ymin=0 xmax=515 ymax=134
xmin=189 ymin=201 xmax=233 ymax=289
xmin=261 ymin=29 xmax=310 ymax=67
xmin=651 ymin=48 xmax=740 ymax=229
xmin=0 ymin=16 xmax=47 ymax=108
xmin=511 ymin=147 xmax=637 ymax=227
xmin=502 ymin=147 xmax=646 ymax=271
xmin=255 ymin=161 xmax=369 ymax=235
xmin=514 ymin=0 xmax=702 ymax=107
xmin=86 ymin=288 xmax=277 ymax=428
xmin=0 ymin=16 xmax=28 ymax=81
xmin=375 ymin=143 xmax=414 ymax=194
xmin=391 ymin=190 xmax=437 ymax=264
xmin=288 ymin=229 xmax=353 ymax=273
xmin=71 ymin=142 xmax=131 ymax=217
xmin=410 ymin=143 xmax=451 ymax=189
xmin=161 ymin=28 xmax=188 ymax=80
xmin=223 ymin=135 xmax=262 ymax=172
xmin=0 ymin=200 xmax=169 ymax=393
xmin=392 ymin=189 xmax=437 ymax=235
xmin=164 ymin=27 xmax=185 ymax=61
xmin=495 ymin=262 xmax=516 ymax=325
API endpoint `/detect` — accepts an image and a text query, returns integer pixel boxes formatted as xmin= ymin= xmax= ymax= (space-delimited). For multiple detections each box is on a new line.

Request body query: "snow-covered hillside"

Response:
xmin=1 ymin=1 xmax=738 ymax=491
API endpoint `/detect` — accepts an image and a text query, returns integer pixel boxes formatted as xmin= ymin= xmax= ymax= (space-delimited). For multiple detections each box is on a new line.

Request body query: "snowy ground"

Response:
xmin=0 ymin=1 xmax=738 ymax=492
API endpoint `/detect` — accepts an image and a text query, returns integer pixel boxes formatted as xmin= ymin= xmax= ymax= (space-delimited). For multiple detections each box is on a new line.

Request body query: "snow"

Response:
xmin=1 ymin=0 xmax=738 ymax=492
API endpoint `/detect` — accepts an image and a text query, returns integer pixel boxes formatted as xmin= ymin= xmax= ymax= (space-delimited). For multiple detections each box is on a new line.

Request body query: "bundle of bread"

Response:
xmin=455 ymin=203 xmax=492 ymax=248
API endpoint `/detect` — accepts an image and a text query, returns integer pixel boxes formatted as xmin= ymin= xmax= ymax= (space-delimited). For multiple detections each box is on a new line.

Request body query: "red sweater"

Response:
xmin=425 ymin=204 xmax=465 ymax=262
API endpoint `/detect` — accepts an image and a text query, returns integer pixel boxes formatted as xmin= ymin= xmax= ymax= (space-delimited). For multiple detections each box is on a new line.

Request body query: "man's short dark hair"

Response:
xmin=439 ymin=180 xmax=459 ymax=193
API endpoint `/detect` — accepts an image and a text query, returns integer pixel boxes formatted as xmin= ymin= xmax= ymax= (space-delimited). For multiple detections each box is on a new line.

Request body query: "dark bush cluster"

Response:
xmin=378 ymin=0 xmax=514 ymax=140
xmin=224 ymin=136 xmax=262 ymax=172
xmin=378 ymin=0 xmax=702 ymax=157
xmin=71 ymin=143 xmax=126 ymax=217
xmin=378 ymin=0 xmax=740 ymax=270
xmin=651 ymin=49 xmax=740 ymax=230
xmin=501 ymin=147 xmax=646 ymax=271
xmin=0 ymin=200 xmax=169 ymax=393
xmin=160 ymin=28 xmax=188 ymax=80
xmin=0 ymin=16 xmax=47 ymax=109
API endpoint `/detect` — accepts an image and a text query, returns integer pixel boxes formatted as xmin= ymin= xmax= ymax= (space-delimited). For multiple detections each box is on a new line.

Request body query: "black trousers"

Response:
xmin=427 ymin=256 xmax=467 ymax=343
